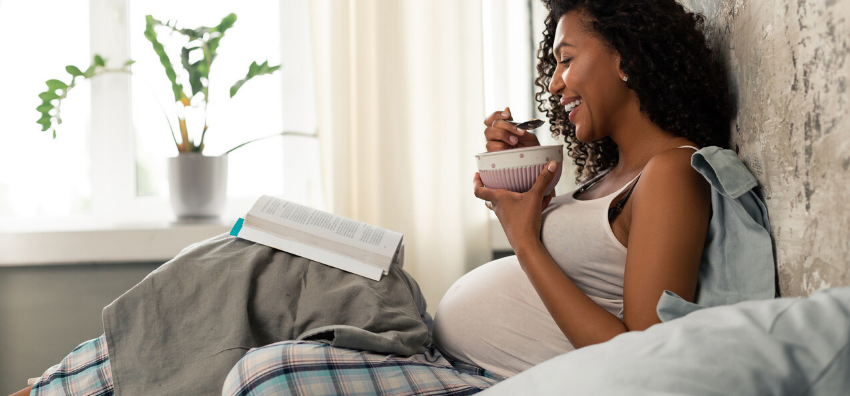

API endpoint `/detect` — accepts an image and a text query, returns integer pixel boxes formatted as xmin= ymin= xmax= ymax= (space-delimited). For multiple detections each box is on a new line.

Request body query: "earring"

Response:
xmin=622 ymin=75 xmax=628 ymax=82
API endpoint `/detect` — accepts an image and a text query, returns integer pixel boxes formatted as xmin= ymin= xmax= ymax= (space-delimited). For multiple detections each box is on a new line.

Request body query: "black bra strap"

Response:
xmin=608 ymin=175 xmax=641 ymax=222
xmin=607 ymin=146 xmax=697 ymax=221
xmin=575 ymin=169 xmax=610 ymax=195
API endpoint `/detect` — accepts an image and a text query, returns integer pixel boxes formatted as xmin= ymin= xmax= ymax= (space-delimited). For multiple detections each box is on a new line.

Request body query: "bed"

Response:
xmin=218 ymin=286 xmax=850 ymax=396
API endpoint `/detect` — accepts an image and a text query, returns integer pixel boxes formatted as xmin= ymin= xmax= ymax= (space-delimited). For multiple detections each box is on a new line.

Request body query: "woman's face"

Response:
xmin=548 ymin=10 xmax=630 ymax=143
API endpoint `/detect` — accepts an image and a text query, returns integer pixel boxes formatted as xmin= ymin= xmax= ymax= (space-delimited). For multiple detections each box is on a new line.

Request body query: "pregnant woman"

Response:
xmin=13 ymin=1 xmax=775 ymax=395
xmin=431 ymin=0 xmax=770 ymax=378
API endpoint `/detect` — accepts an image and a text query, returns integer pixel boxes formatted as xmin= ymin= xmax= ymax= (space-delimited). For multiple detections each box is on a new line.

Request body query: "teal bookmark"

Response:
xmin=230 ymin=218 xmax=244 ymax=237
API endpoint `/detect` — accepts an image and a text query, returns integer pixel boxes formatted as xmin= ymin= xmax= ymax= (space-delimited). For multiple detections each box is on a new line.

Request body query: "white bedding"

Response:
xmin=481 ymin=287 xmax=850 ymax=395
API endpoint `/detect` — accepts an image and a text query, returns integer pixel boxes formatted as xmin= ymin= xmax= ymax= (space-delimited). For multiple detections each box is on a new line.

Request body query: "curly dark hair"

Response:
xmin=535 ymin=0 xmax=732 ymax=181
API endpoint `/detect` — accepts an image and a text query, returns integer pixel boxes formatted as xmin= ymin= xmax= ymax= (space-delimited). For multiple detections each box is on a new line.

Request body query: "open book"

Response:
xmin=230 ymin=195 xmax=404 ymax=281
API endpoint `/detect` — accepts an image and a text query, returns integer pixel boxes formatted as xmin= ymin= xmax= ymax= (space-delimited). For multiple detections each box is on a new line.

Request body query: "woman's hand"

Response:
xmin=483 ymin=107 xmax=541 ymax=151
xmin=474 ymin=161 xmax=559 ymax=251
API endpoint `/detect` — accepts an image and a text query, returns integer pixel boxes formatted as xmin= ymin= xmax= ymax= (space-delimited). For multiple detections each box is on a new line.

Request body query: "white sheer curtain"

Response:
xmin=309 ymin=0 xmax=491 ymax=313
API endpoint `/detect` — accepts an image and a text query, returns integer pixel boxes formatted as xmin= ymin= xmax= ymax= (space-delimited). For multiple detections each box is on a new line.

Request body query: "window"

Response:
xmin=0 ymin=0 xmax=322 ymax=227
xmin=0 ymin=0 xmax=92 ymax=220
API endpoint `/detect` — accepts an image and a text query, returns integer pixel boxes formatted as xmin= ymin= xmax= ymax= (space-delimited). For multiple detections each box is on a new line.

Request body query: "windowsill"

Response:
xmin=3 ymin=214 xmax=506 ymax=266
xmin=0 ymin=219 xmax=235 ymax=266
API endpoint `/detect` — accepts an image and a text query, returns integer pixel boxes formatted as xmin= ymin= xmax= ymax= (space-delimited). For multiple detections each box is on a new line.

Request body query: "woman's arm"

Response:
xmin=620 ymin=149 xmax=711 ymax=330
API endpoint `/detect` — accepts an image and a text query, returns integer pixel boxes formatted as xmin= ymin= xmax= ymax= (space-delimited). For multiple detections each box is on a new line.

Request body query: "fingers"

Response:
xmin=483 ymin=108 xmax=526 ymax=140
xmin=491 ymin=119 xmax=525 ymax=136
xmin=483 ymin=109 xmax=529 ymax=152
xmin=530 ymin=161 xmax=560 ymax=197
xmin=484 ymin=107 xmax=538 ymax=152
xmin=472 ymin=172 xmax=496 ymax=202
xmin=484 ymin=106 xmax=513 ymax=127
xmin=542 ymin=191 xmax=554 ymax=210
xmin=485 ymin=139 xmax=514 ymax=153
xmin=484 ymin=125 xmax=523 ymax=146
xmin=490 ymin=128 xmax=518 ymax=145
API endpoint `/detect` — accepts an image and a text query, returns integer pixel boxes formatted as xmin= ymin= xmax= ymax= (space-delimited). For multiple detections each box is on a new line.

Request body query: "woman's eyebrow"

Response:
xmin=552 ymin=41 xmax=575 ymax=56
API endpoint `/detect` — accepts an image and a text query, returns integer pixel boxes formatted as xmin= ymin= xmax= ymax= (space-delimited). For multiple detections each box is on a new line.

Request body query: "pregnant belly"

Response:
xmin=432 ymin=255 xmax=575 ymax=378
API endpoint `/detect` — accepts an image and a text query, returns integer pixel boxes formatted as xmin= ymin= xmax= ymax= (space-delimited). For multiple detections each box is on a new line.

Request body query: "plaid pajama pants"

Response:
xmin=223 ymin=341 xmax=504 ymax=396
xmin=30 ymin=336 xmax=504 ymax=396
xmin=30 ymin=336 xmax=113 ymax=396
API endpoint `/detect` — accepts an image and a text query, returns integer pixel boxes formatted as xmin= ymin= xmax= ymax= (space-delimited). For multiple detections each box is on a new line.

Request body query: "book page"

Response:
xmin=237 ymin=225 xmax=384 ymax=281
xmin=246 ymin=195 xmax=403 ymax=260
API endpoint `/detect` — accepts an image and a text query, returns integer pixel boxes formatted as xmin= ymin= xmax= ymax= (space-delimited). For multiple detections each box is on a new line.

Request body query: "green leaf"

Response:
xmin=207 ymin=37 xmax=220 ymax=56
xmin=93 ymin=54 xmax=106 ymax=67
xmin=214 ymin=13 xmax=237 ymax=34
xmin=36 ymin=99 xmax=55 ymax=130
xmin=66 ymin=65 xmax=84 ymax=77
xmin=53 ymin=130 xmax=57 ymax=139
xmin=208 ymin=13 xmax=237 ymax=54
xmin=124 ymin=59 xmax=136 ymax=66
xmin=181 ymin=47 xmax=204 ymax=97
xmin=36 ymin=114 xmax=52 ymax=131
xmin=39 ymin=91 xmax=60 ymax=101
xmin=147 ymin=15 xmax=167 ymax=28
xmin=201 ymin=44 xmax=214 ymax=73
xmin=196 ymin=59 xmax=209 ymax=78
xmin=45 ymin=79 xmax=68 ymax=91
xmin=83 ymin=65 xmax=96 ymax=78
xmin=181 ymin=27 xmax=209 ymax=40
xmin=230 ymin=60 xmax=280 ymax=98
xmin=145 ymin=15 xmax=186 ymax=102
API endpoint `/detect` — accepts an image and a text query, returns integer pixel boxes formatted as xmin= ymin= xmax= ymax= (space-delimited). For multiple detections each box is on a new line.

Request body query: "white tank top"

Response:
xmin=432 ymin=146 xmax=698 ymax=378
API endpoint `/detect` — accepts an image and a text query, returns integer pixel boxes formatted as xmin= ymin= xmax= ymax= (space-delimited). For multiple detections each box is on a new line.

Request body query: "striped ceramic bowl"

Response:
xmin=476 ymin=145 xmax=563 ymax=195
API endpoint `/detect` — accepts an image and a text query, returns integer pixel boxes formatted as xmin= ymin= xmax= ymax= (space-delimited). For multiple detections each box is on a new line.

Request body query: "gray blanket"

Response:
xmin=102 ymin=233 xmax=432 ymax=396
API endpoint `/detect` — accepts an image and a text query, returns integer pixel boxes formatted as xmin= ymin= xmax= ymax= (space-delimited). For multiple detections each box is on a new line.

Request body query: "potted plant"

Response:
xmin=144 ymin=13 xmax=282 ymax=220
xmin=37 ymin=13 xmax=311 ymax=220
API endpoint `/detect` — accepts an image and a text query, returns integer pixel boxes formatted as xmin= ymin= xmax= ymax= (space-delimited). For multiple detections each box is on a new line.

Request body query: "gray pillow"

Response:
xmin=480 ymin=287 xmax=850 ymax=396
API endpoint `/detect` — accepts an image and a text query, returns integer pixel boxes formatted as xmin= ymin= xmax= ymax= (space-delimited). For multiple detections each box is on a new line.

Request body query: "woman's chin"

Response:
xmin=574 ymin=126 xmax=593 ymax=143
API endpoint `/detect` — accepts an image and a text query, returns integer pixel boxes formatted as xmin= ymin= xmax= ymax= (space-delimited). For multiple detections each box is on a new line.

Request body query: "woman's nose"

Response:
xmin=548 ymin=71 xmax=564 ymax=96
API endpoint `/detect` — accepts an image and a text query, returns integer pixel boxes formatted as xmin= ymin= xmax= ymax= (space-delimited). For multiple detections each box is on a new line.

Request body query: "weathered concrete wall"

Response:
xmin=679 ymin=0 xmax=850 ymax=296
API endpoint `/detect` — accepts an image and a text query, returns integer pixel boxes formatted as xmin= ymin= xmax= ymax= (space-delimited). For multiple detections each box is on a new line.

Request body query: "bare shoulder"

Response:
xmin=633 ymin=147 xmax=711 ymax=210
xmin=645 ymin=147 xmax=702 ymax=179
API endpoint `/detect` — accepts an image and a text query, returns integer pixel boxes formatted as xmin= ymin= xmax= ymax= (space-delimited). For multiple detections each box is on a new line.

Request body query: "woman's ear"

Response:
xmin=612 ymin=51 xmax=626 ymax=81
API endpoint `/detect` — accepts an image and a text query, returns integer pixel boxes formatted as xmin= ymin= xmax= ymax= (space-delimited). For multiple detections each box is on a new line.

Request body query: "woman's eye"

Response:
xmin=559 ymin=58 xmax=572 ymax=66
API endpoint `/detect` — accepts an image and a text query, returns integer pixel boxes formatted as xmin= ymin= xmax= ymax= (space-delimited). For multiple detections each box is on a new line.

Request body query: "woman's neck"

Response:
xmin=607 ymin=109 xmax=690 ymax=176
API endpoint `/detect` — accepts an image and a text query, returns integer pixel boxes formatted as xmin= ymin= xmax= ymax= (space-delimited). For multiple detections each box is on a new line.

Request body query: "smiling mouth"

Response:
xmin=564 ymin=98 xmax=583 ymax=113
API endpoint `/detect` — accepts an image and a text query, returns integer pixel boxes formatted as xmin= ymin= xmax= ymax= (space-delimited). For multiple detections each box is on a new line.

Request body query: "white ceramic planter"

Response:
xmin=167 ymin=153 xmax=228 ymax=220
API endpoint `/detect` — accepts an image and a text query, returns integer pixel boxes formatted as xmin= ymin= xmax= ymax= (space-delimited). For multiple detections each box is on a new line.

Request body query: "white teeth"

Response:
xmin=565 ymin=98 xmax=583 ymax=112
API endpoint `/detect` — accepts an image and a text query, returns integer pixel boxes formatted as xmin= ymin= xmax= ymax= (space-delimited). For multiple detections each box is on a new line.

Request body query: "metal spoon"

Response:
xmin=506 ymin=118 xmax=545 ymax=130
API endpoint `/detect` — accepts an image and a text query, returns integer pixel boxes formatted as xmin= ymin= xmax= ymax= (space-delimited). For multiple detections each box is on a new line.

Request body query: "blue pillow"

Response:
xmin=480 ymin=287 xmax=850 ymax=395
